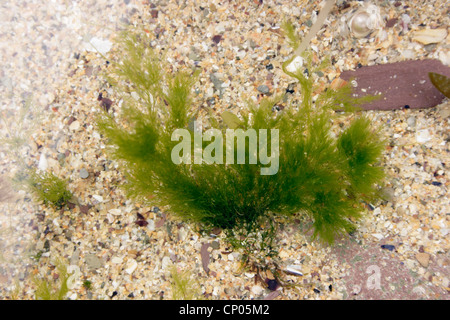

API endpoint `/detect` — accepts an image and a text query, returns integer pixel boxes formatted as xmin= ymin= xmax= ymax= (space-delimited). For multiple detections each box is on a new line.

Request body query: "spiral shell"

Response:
xmin=348 ymin=4 xmax=383 ymax=38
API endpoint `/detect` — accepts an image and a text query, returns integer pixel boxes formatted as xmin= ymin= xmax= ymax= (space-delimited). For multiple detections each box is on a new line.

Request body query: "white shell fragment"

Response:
xmin=348 ymin=4 xmax=383 ymax=38
xmin=125 ymin=259 xmax=138 ymax=274
xmin=284 ymin=265 xmax=304 ymax=276
xmin=108 ymin=208 xmax=122 ymax=216
xmin=416 ymin=129 xmax=432 ymax=143
xmin=38 ymin=154 xmax=48 ymax=171
xmin=412 ymin=29 xmax=448 ymax=45
xmin=285 ymin=56 xmax=304 ymax=73
xmin=83 ymin=37 xmax=112 ymax=55
xmin=92 ymin=194 xmax=104 ymax=202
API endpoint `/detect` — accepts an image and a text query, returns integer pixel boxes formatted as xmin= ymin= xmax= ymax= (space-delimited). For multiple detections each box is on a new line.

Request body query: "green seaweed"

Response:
xmin=96 ymin=23 xmax=385 ymax=256
xmin=25 ymin=169 xmax=72 ymax=209
xmin=82 ymin=280 xmax=92 ymax=291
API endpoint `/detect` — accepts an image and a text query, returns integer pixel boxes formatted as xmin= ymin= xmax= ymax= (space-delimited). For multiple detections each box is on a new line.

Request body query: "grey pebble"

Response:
xmin=406 ymin=116 xmax=416 ymax=128
xmin=210 ymin=73 xmax=223 ymax=90
xmin=70 ymin=248 xmax=80 ymax=265
xmin=80 ymin=168 xmax=89 ymax=179
xmin=211 ymin=240 xmax=220 ymax=249
xmin=380 ymin=187 xmax=396 ymax=202
xmin=57 ymin=153 xmax=66 ymax=166
xmin=189 ymin=50 xmax=201 ymax=62
xmin=438 ymin=104 xmax=450 ymax=118
xmin=257 ymin=85 xmax=270 ymax=94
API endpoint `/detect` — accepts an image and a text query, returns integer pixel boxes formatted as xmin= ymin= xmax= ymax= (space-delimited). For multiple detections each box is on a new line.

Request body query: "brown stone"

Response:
xmin=416 ymin=252 xmax=431 ymax=268
xmin=339 ymin=59 xmax=450 ymax=110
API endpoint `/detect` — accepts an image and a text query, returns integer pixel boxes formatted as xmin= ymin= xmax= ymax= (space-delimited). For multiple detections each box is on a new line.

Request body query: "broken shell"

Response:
xmin=285 ymin=56 xmax=304 ymax=73
xmin=284 ymin=264 xmax=304 ymax=276
xmin=412 ymin=28 xmax=448 ymax=45
xmin=348 ymin=4 xmax=383 ymax=38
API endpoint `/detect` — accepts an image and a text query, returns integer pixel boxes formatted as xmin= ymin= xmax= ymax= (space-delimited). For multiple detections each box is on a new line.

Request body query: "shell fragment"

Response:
xmin=284 ymin=265 xmax=304 ymax=276
xmin=412 ymin=29 xmax=447 ymax=45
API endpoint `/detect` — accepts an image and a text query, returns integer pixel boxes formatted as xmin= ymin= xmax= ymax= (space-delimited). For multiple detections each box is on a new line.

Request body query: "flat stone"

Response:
xmin=416 ymin=129 xmax=432 ymax=143
xmin=188 ymin=50 xmax=201 ymax=61
xmin=339 ymin=59 xmax=450 ymax=110
xmin=380 ymin=187 xmax=395 ymax=202
xmin=92 ymin=194 xmax=103 ymax=202
xmin=85 ymin=254 xmax=103 ymax=270
xmin=108 ymin=208 xmax=122 ymax=216
xmin=201 ymin=243 xmax=211 ymax=275
xmin=416 ymin=252 xmax=430 ymax=268
xmin=70 ymin=248 xmax=80 ymax=265
xmin=437 ymin=102 xmax=450 ymax=118
xmin=111 ymin=256 xmax=123 ymax=264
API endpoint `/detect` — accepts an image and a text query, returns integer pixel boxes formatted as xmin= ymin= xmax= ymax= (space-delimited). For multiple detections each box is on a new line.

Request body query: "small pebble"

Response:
xmin=210 ymin=240 xmax=220 ymax=249
xmin=69 ymin=120 xmax=80 ymax=131
xmin=80 ymin=168 xmax=89 ymax=179
xmin=212 ymin=35 xmax=222 ymax=44
xmin=267 ymin=279 xmax=279 ymax=291
xmin=257 ymin=85 xmax=270 ymax=94
xmin=406 ymin=116 xmax=416 ymax=128
xmin=210 ymin=73 xmax=223 ymax=90
xmin=381 ymin=244 xmax=396 ymax=251
xmin=150 ymin=10 xmax=158 ymax=19
xmin=386 ymin=18 xmax=398 ymax=28
xmin=85 ymin=254 xmax=103 ymax=270
xmin=251 ymin=285 xmax=264 ymax=295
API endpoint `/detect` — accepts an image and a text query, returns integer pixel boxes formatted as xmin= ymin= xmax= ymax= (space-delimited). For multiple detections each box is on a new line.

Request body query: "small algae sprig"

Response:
xmin=33 ymin=258 xmax=70 ymax=300
xmin=25 ymin=169 xmax=72 ymax=209
xmin=97 ymin=22 xmax=385 ymax=262
xmin=169 ymin=266 xmax=202 ymax=300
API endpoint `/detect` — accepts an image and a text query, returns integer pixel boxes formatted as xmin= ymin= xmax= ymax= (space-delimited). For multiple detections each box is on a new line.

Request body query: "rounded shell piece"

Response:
xmin=348 ymin=4 xmax=383 ymax=38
